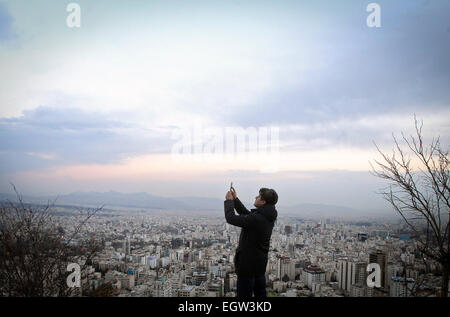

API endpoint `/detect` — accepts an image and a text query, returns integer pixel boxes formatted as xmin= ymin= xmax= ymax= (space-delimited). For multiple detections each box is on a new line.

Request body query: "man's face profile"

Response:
xmin=254 ymin=194 xmax=266 ymax=207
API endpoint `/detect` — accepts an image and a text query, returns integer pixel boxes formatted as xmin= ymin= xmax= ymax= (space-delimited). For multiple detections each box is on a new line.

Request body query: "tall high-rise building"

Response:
xmin=338 ymin=259 xmax=352 ymax=292
xmin=122 ymin=236 xmax=131 ymax=255
xmin=369 ymin=250 xmax=388 ymax=289
xmin=277 ymin=256 xmax=295 ymax=281
xmin=284 ymin=225 xmax=292 ymax=235
xmin=354 ymin=262 xmax=367 ymax=285
xmin=338 ymin=260 xmax=367 ymax=293
xmin=228 ymin=273 xmax=237 ymax=292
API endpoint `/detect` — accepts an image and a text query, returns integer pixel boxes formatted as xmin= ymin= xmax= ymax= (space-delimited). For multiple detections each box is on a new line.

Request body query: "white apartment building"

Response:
xmin=303 ymin=265 xmax=326 ymax=290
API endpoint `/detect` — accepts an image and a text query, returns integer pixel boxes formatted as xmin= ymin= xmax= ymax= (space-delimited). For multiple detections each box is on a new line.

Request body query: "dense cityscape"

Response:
xmin=56 ymin=205 xmax=444 ymax=297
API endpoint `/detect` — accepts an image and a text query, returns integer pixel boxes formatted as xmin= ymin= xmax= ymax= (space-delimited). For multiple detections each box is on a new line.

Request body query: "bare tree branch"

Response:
xmin=371 ymin=116 xmax=449 ymax=297
xmin=0 ymin=185 xmax=102 ymax=296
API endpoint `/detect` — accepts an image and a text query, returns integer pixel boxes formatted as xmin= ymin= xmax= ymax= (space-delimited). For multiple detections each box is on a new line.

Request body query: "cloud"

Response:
xmin=0 ymin=106 xmax=175 ymax=174
xmin=0 ymin=2 xmax=16 ymax=42
xmin=25 ymin=152 xmax=58 ymax=160
xmin=220 ymin=0 xmax=450 ymax=127
xmin=0 ymin=3 xmax=17 ymax=44
xmin=2 ymin=104 xmax=448 ymax=179
xmin=278 ymin=112 xmax=450 ymax=152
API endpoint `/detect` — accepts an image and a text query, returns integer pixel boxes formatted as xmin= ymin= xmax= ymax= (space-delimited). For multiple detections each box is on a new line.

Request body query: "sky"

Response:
xmin=0 ymin=0 xmax=449 ymax=212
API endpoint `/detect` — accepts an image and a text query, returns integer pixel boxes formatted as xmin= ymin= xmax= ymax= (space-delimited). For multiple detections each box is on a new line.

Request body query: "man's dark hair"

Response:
xmin=259 ymin=188 xmax=278 ymax=205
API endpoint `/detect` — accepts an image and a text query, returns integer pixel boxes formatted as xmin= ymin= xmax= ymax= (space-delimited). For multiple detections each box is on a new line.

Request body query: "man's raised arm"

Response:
xmin=230 ymin=188 xmax=251 ymax=215
xmin=224 ymin=198 xmax=258 ymax=228
xmin=234 ymin=197 xmax=251 ymax=215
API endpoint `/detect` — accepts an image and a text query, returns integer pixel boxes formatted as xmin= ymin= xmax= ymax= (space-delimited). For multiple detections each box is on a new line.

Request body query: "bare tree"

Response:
xmin=370 ymin=115 xmax=449 ymax=297
xmin=0 ymin=184 xmax=103 ymax=296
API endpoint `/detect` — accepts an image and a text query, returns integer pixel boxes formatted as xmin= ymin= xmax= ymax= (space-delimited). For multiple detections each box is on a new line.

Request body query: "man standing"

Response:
xmin=224 ymin=187 xmax=278 ymax=298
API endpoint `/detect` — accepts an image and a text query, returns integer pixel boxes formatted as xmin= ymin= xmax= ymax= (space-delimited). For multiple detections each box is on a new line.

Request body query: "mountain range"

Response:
xmin=0 ymin=191 xmax=389 ymax=219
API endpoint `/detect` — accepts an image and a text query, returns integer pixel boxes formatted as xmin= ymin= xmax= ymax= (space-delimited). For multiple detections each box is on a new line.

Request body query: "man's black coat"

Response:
xmin=224 ymin=197 xmax=277 ymax=277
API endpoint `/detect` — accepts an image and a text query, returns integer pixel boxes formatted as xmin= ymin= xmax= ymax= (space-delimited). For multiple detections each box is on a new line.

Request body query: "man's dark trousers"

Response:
xmin=237 ymin=275 xmax=267 ymax=298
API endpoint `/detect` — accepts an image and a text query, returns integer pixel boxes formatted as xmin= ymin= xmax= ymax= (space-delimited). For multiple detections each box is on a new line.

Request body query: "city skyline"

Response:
xmin=13 ymin=203 xmax=436 ymax=298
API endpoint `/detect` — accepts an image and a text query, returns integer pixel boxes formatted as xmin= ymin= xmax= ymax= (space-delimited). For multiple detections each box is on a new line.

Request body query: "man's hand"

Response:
xmin=230 ymin=187 xmax=237 ymax=200
xmin=225 ymin=191 xmax=234 ymax=200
